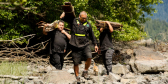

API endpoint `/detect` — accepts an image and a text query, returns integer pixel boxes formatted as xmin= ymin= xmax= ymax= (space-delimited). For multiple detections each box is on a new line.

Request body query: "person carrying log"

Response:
xmin=98 ymin=21 xmax=115 ymax=75
xmin=60 ymin=11 xmax=98 ymax=83
xmin=43 ymin=20 xmax=71 ymax=70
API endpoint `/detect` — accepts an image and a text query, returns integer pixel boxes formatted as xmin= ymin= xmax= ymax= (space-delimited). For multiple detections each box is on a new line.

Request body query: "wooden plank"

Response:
xmin=95 ymin=20 xmax=123 ymax=30
xmin=61 ymin=2 xmax=76 ymax=19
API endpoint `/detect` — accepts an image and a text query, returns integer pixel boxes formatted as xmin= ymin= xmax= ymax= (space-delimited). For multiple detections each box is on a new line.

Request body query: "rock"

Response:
xmin=19 ymin=77 xmax=29 ymax=84
xmin=109 ymin=73 xmax=121 ymax=82
xmin=45 ymin=66 xmax=53 ymax=72
xmin=122 ymin=72 xmax=136 ymax=79
xmin=112 ymin=82 xmax=122 ymax=84
xmin=85 ymin=80 xmax=93 ymax=84
xmin=98 ymin=65 xmax=107 ymax=75
xmin=92 ymin=76 xmax=104 ymax=83
xmin=43 ymin=70 xmax=76 ymax=84
xmin=135 ymin=60 xmax=168 ymax=73
xmin=112 ymin=63 xmax=129 ymax=74
xmin=125 ymin=65 xmax=131 ymax=72
xmin=68 ymin=69 xmax=74 ymax=74
xmin=120 ymin=78 xmax=137 ymax=84
xmin=11 ymin=76 xmax=21 ymax=80
xmin=136 ymin=75 xmax=146 ymax=83
xmin=25 ymin=81 xmax=35 ymax=84
xmin=28 ymin=76 xmax=39 ymax=80
xmin=164 ymin=72 xmax=168 ymax=77
xmin=34 ymin=80 xmax=43 ymax=84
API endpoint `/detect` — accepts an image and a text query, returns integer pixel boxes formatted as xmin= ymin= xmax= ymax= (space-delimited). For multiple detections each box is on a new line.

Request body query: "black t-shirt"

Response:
xmin=62 ymin=16 xmax=97 ymax=48
xmin=99 ymin=29 xmax=113 ymax=51
xmin=48 ymin=29 xmax=68 ymax=54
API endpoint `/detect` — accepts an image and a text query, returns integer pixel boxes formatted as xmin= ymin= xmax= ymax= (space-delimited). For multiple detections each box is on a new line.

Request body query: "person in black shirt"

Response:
xmin=98 ymin=21 xmax=114 ymax=75
xmin=43 ymin=20 xmax=71 ymax=70
xmin=60 ymin=11 xmax=98 ymax=82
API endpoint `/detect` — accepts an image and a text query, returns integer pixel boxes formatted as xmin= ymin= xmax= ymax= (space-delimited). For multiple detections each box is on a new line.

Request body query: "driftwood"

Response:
xmin=95 ymin=20 xmax=123 ymax=30
xmin=36 ymin=21 xmax=71 ymax=32
xmin=62 ymin=2 xmax=76 ymax=19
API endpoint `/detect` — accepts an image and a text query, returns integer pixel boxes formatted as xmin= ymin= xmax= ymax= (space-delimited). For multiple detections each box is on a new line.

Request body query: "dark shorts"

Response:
xmin=71 ymin=45 xmax=92 ymax=65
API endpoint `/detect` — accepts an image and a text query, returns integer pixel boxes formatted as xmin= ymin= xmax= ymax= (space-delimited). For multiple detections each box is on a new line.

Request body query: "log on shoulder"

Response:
xmin=61 ymin=2 xmax=76 ymax=19
xmin=95 ymin=20 xmax=123 ymax=30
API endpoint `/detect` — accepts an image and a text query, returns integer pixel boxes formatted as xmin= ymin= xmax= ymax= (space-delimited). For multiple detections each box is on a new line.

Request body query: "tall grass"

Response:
xmin=0 ymin=61 xmax=28 ymax=76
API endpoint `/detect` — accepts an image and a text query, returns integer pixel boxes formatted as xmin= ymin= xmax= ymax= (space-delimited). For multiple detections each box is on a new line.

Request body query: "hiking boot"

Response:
xmin=82 ymin=71 xmax=90 ymax=80
xmin=76 ymin=76 xmax=81 ymax=83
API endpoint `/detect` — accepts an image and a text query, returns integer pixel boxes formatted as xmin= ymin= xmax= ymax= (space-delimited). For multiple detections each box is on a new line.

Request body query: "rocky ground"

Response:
xmin=1 ymin=39 xmax=168 ymax=84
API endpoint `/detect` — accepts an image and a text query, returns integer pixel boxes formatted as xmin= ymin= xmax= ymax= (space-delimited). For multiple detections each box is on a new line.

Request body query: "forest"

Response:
xmin=144 ymin=0 xmax=168 ymax=41
xmin=0 ymin=0 xmax=164 ymax=45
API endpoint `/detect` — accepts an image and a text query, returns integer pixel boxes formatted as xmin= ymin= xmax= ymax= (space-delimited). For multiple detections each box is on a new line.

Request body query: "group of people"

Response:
xmin=43 ymin=11 xmax=114 ymax=83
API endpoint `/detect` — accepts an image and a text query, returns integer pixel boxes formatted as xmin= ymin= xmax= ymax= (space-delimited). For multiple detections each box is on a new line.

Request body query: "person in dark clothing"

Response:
xmin=98 ymin=21 xmax=114 ymax=75
xmin=60 ymin=11 xmax=98 ymax=82
xmin=43 ymin=20 xmax=71 ymax=70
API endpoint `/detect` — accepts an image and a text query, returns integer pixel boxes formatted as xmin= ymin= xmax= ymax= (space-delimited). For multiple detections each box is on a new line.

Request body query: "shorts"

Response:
xmin=71 ymin=45 xmax=92 ymax=65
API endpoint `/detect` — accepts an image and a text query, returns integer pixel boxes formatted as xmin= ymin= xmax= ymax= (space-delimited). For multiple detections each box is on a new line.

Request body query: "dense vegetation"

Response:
xmin=0 ymin=0 xmax=163 ymax=44
xmin=144 ymin=19 xmax=168 ymax=41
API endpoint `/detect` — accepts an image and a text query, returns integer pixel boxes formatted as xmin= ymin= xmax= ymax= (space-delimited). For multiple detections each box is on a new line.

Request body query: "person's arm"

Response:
xmin=43 ymin=24 xmax=48 ymax=35
xmin=105 ymin=21 xmax=113 ymax=33
xmin=88 ymin=24 xmax=98 ymax=52
xmin=61 ymin=30 xmax=71 ymax=40
xmin=60 ymin=12 xmax=74 ymax=24
xmin=98 ymin=21 xmax=113 ymax=33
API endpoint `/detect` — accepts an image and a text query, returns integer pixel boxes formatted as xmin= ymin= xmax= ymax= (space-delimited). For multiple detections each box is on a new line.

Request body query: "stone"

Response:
xmin=45 ymin=66 xmax=53 ymax=72
xmin=25 ymin=81 xmax=35 ymax=84
xmin=135 ymin=60 xmax=168 ymax=73
xmin=112 ymin=63 xmax=129 ymax=74
xmin=43 ymin=70 xmax=76 ymax=84
xmin=120 ymin=78 xmax=137 ymax=84
xmin=112 ymin=82 xmax=122 ymax=84
xmin=68 ymin=69 xmax=74 ymax=74
xmin=164 ymin=72 xmax=168 ymax=77
xmin=11 ymin=76 xmax=21 ymax=80
xmin=28 ymin=76 xmax=39 ymax=80
xmin=136 ymin=75 xmax=146 ymax=83
xmin=19 ymin=77 xmax=29 ymax=84
xmin=98 ymin=65 xmax=107 ymax=75
xmin=109 ymin=73 xmax=121 ymax=82
xmin=123 ymin=72 xmax=136 ymax=79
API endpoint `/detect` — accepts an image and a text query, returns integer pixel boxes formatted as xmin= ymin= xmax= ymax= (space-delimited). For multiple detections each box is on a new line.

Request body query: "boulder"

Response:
xmin=135 ymin=60 xmax=168 ymax=73
xmin=112 ymin=63 xmax=129 ymax=74
xmin=43 ymin=70 xmax=76 ymax=84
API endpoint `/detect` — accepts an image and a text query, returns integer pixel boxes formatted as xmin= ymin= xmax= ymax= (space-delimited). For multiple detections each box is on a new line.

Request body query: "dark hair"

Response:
xmin=58 ymin=20 xmax=64 ymax=24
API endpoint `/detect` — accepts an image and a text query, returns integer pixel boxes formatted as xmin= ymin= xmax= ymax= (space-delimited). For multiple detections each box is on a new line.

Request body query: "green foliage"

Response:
xmin=0 ymin=0 xmax=163 ymax=43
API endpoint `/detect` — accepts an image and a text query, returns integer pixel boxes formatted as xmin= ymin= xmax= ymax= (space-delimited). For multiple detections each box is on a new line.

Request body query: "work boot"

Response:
xmin=76 ymin=76 xmax=81 ymax=84
xmin=82 ymin=71 xmax=90 ymax=80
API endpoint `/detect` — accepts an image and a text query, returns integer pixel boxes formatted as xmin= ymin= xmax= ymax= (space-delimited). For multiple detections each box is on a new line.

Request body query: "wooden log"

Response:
xmin=95 ymin=20 xmax=123 ymax=30
xmin=61 ymin=2 xmax=76 ymax=19
xmin=37 ymin=20 xmax=71 ymax=32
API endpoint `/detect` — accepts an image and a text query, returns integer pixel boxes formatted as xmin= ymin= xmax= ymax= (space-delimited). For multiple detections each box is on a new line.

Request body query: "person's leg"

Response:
xmin=105 ymin=49 xmax=114 ymax=75
xmin=85 ymin=58 xmax=91 ymax=70
xmin=60 ymin=53 xmax=64 ymax=69
xmin=71 ymin=50 xmax=82 ymax=77
xmin=82 ymin=46 xmax=92 ymax=79
xmin=74 ymin=64 xmax=79 ymax=77
xmin=52 ymin=53 xmax=62 ymax=70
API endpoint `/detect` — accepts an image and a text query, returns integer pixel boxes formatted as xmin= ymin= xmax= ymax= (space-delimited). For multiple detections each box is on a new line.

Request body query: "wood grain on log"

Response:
xmin=62 ymin=2 xmax=76 ymax=19
xmin=95 ymin=20 xmax=123 ymax=30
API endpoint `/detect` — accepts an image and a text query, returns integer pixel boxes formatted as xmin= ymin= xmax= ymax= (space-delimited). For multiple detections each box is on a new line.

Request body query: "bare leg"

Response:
xmin=74 ymin=64 xmax=79 ymax=77
xmin=85 ymin=58 xmax=91 ymax=70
